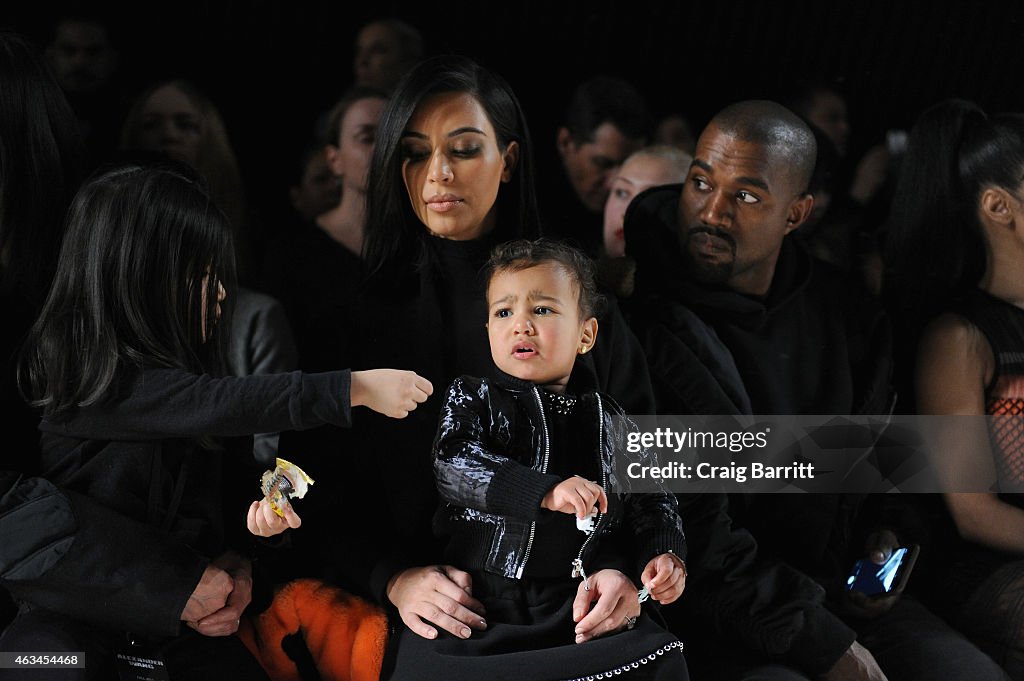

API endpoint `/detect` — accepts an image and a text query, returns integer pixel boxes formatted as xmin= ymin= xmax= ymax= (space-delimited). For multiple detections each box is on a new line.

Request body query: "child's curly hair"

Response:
xmin=484 ymin=238 xmax=605 ymax=319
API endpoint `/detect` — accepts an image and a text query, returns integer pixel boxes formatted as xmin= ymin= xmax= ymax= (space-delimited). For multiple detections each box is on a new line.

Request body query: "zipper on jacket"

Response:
xmin=569 ymin=394 xmax=609 ymax=587
xmin=517 ymin=386 xmax=551 ymax=579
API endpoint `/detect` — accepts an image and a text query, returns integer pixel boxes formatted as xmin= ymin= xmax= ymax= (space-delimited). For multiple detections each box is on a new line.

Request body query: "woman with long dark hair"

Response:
xmin=289 ymin=54 xmax=668 ymax=679
xmin=885 ymin=99 xmax=1024 ymax=678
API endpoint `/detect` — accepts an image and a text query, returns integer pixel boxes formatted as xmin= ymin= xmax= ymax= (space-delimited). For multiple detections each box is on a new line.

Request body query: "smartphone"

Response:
xmin=846 ymin=544 xmax=920 ymax=597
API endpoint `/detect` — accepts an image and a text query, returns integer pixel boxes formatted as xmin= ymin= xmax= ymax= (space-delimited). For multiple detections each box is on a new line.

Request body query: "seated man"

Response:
xmin=539 ymin=75 xmax=650 ymax=255
xmin=624 ymin=100 xmax=1008 ymax=681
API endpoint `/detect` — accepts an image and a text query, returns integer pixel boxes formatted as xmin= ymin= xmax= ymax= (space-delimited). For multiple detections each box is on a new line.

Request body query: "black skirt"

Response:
xmin=384 ymin=573 xmax=688 ymax=681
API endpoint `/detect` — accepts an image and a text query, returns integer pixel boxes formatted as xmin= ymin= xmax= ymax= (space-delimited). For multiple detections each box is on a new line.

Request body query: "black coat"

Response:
xmin=622 ymin=184 xmax=902 ymax=675
xmin=433 ymin=373 xmax=685 ymax=583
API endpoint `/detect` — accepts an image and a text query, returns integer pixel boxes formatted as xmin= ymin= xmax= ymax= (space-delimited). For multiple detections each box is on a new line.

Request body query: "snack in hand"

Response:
xmin=260 ymin=458 xmax=314 ymax=517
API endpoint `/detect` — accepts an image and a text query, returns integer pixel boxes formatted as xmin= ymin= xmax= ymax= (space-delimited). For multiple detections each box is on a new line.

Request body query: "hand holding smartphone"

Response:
xmin=847 ymin=544 xmax=920 ymax=597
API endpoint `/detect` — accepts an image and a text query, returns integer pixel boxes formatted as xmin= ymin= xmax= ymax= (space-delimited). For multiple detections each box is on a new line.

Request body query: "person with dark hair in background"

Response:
xmin=45 ymin=11 xmax=125 ymax=170
xmin=784 ymin=80 xmax=901 ymax=295
xmin=539 ymin=75 xmax=651 ymax=255
xmin=262 ymin=86 xmax=387 ymax=372
xmin=276 ymin=57 xmax=658 ymax=677
xmin=287 ymin=143 xmax=341 ymax=222
xmin=885 ymin=99 xmax=1024 ymax=680
xmin=624 ymin=99 xmax=1007 ymax=681
xmin=120 ymin=78 xmax=255 ymax=281
xmin=792 ymin=124 xmax=859 ymax=272
xmin=653 ymin=112 xmax=697 ymax=156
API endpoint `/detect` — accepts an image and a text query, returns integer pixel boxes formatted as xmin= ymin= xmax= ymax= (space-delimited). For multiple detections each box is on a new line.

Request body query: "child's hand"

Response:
xmin=351 ymin=369 xmax=433 ymax=418
xmin=640 ymin=553 xmax=686 ymax=605
xmin=247 ymin=498 xmax=302 ymax=537
xmin=541 ymin=476 xmax=608 ymax=518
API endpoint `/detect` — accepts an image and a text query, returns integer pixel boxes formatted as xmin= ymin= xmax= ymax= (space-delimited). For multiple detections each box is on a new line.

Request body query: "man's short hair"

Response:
xmin=564 ymin=75 xmax=651 ymax=145
xmin=710 ymin=100 xmax=817 ymax=193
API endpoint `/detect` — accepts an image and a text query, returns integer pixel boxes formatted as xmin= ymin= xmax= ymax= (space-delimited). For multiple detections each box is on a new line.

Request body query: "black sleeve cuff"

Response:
xmin=634 ymin=529 xmax=688 ymax=578
xmin=487 ymin=461 xmax=562 ymax=521
xmin=301 ymin=370 xmax=352 ymax=429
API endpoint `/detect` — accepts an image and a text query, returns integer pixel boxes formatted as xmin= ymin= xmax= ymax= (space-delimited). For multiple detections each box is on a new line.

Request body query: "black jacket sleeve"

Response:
xmin=433 ymin=377 xmax=561 ymax=522
xmin=0 ymin=472 xmax=207 ymax=637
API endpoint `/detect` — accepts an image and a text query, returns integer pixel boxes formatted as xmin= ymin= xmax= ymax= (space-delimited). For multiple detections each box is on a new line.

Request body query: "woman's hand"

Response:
xmin=572 ymin=569 xmax=640 ymax=643
xmin=541 ymin=476 xmax=608 ymax=519
xmin=386 ymin=565 xmax=488 ymax=640
xmin=246 ymin=498 xmax=302 ymax=537
xmin=640 ymin=553 xmax=686 ymax=605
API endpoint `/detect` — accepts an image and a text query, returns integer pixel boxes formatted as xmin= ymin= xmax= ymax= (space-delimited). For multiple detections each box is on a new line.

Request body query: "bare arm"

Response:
xmin=917 ymin=313 xmax=1024 ymax=554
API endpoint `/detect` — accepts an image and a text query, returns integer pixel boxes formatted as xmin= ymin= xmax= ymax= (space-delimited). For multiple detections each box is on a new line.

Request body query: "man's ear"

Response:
xmin=501 ymin=141 xmax=520 ymax=183
xmin=578 ymin=317 xmax=598 ymax=354
xmin=557 ymin=127 xmax=575 ymax=160
xmin=784 ymin=193 xmax=815 ymax=234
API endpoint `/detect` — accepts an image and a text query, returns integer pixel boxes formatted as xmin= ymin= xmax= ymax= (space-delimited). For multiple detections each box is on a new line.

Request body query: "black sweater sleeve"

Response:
xmin=40 ymin=368 xmax=352 ymax=440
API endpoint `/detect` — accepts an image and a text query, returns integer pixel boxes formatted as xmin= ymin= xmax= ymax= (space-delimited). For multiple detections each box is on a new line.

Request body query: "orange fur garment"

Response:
xmin=237 ymin=578 xmax=387 ymax=681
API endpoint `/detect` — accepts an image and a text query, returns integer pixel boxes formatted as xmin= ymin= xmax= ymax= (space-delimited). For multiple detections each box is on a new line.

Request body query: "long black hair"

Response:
xmin=0 ymin=31 xmax=82 ymax=300
xmin=885 ymin=100 xmax=1024 ymax=340
xmin=21 ymin=163 xmax=236 ymax=418
xmin=363 ymin=54 xmax=540 ymax=286
xmin=883 ymin=100 xmax=1024 ymax=409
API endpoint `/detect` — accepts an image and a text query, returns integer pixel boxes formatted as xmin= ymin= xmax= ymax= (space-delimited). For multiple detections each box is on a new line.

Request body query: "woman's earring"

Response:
xmin=579 ymin=344 xmax=589 ymax=354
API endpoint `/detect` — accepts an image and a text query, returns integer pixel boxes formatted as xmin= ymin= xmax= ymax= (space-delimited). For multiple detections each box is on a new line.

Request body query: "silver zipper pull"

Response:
xmin=571 ymin=558 xmax=590 ymax=591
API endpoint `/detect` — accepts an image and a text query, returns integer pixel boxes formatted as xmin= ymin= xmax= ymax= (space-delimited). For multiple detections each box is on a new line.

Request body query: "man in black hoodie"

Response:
xmin=624 ymin=101 xmax=1007 ymax=681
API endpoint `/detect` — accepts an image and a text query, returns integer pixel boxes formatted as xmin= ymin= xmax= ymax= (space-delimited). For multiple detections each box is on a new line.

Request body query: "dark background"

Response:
xmin=4 ymin=0 xmax=1023 ymax=219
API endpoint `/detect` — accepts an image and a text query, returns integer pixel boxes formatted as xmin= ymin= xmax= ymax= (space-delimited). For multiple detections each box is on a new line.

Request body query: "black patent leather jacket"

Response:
xmin=432 ymin=373 xmax=686 ymax=582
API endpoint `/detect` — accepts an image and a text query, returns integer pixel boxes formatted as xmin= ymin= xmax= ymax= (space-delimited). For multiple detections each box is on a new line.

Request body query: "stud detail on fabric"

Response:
xmin=560 ymin=641 xmax=684 ymax=680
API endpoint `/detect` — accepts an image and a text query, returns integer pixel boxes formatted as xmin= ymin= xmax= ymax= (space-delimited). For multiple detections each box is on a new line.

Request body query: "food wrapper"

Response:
xmin=576 ymin=511 xmax=597 ymax=534
xmin=260 ymin=458 xmax=314 ymax=517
